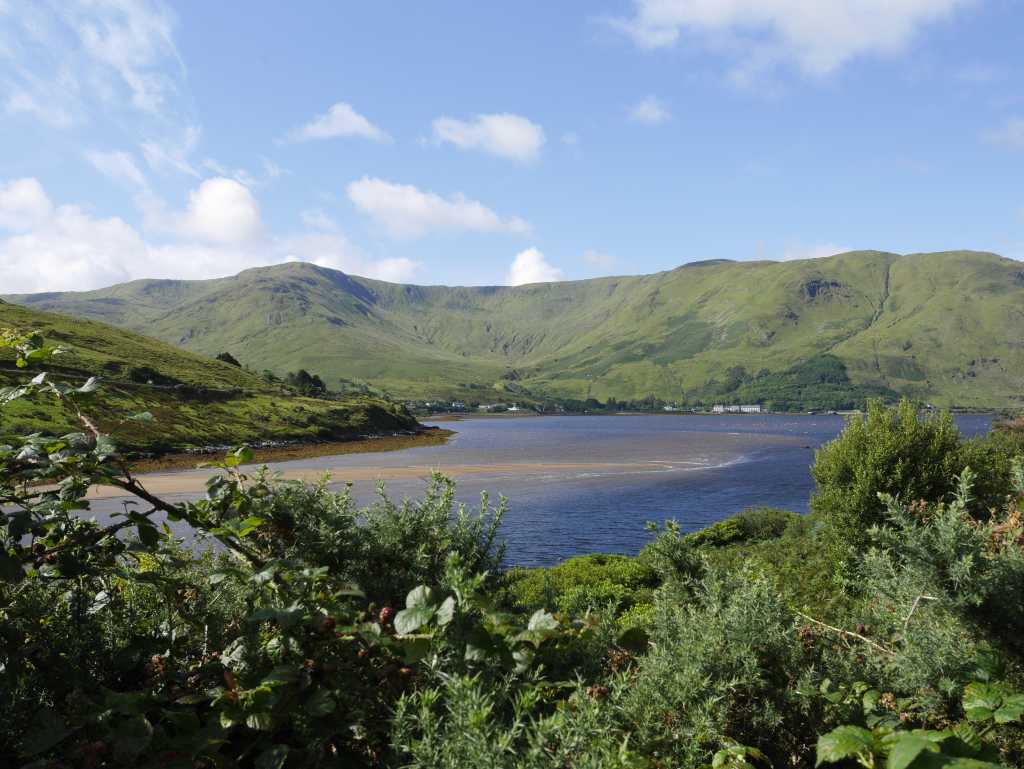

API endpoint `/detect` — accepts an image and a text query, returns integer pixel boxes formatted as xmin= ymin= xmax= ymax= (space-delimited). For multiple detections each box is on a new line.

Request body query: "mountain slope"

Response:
xmin=8 ymin=250 xmax=1024 ymax=408
xmin=0 ymin=302 xmax=417 ymax=451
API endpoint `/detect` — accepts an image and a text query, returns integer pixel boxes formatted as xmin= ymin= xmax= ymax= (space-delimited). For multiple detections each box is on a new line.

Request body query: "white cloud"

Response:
xmin=0 ymin=176 xmax=419 ymax=292
xmin=178 ymin=177 xmax=263 ymax=244
xmin=431 ymin=113 xmax=545 ymax=162
xmin=506 ymin=247 xmax=565 ymax=285
xmin=983 ymin=117 xmax=1024 ymax=151
xmin=285 ymin=102 xmax=389 ymax=142
xmin=85 ymin=150 xmax=147 ymax=187
xmin=346 ymin=177 xmax=530 ymax=239
xmin=582 ymin=249 xmax=616 ymax=271
xmin=0 ymin=178 xmax=53 ymax=231
xmin=628 ymin=95 xmax=671 ymax=125
xmin=780 ymin=242 xmax=849 ymax=261
xmin=611 ymin=0 xmax=972 ymax=79
xmin=0 ymin=204 xmax=148 ymax=292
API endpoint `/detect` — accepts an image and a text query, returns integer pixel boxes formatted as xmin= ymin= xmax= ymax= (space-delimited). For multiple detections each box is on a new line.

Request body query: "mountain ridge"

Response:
xmin=7 ymin=249 xmax=1023 ymax=409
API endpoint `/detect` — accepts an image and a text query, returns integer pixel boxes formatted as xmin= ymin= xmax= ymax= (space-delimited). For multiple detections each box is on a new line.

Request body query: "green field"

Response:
xmin=0 ymin=301 xmax=418 ymax=452
xmin=8 ymin=249 xmax=1024 ymax=409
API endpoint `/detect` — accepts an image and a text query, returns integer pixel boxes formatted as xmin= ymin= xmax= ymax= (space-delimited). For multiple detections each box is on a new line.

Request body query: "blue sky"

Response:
xmin=1 ymin=0 xmax=1023 ymax=292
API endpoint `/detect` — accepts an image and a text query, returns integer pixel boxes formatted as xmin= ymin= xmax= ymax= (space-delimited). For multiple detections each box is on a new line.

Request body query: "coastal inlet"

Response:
xmin=84 ymin=413 xmax=993 ymax=567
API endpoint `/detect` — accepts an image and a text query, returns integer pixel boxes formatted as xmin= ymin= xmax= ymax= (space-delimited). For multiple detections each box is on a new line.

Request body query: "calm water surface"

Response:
xmin=91 ymin=414 xmax=993 ymax=567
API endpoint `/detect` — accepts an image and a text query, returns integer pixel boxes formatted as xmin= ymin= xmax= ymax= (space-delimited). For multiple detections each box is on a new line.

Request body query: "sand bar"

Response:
xmin=84 ymin=460 xmax=698 ymax=499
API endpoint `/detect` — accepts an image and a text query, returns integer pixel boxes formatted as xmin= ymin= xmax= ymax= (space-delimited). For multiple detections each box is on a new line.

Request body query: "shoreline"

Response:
xmin=129 ymin=427 xmax=456 ymax=474
xmin=427 ymin=407 xmax=1004 ymax=422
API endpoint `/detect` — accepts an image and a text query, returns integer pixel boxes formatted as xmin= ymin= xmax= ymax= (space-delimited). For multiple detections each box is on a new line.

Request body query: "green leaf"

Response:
xmin=261 ymin=666 xmax=299 ymax=687
xmin=816 ymin=726 xmax=876 ymax=767
xmin=224 ymin=446 xmax=255 ymax=467
xmin=76 ymin=377 xmax=100 ymax=394
xmin=963 ymin=683 xmax=1006 ymax=722
xmin=527 ymin=609 xmax=559 ymax=632
xmin=255 ymin=745 xmax=290 ymax=769
xmin=863 ymin=689 xmax=882 ymax=714
xmin=435 ymin=595 xmax=456 ymax=627
xmin=304 ymin=688 xmax=336 ymax=717
xmin=94 ymin=435 xmax=118 ymax=459
xmin=246 ymin=712 xmax=273 ymax=731
xmin=464 ymin=628 xmax=494 ymax=662
xmin=395 ymin=604 xmax=435 ymax=636
xmin=405 ymin=585 xmax=437 ymax=609
xmin=237 ymin=516 xmax=265 ymax=537
xmin=401 ymin=636 xmax=432 ymax=664
xmin=994 ymin=694 xmax=1024 ymax=724
xmin=886 ymin=734 xmax=939 ymax=769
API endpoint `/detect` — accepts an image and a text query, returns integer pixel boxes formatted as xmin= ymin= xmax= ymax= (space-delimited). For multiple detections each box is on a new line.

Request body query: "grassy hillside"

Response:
xmin=0 ymin=301 xmax=418 ymax=452
xmin=8 ymin=250 xmax=1024 ymax=409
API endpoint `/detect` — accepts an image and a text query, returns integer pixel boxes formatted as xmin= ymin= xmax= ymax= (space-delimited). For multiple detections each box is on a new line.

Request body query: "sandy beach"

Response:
xmin=85 ymin=459 xmax=701 ymax=499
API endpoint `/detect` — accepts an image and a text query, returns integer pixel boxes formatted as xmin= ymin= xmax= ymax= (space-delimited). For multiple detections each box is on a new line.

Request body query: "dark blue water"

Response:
xmin=395 ymin=414 xmax=993 ymax=566
xmin=87 ymin=414 xmax=993 ymax=568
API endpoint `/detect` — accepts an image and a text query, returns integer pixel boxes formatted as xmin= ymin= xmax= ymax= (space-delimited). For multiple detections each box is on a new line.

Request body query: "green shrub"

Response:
xmin=811 ymin=399 xmax=963 ymax=570
xmin=262 ymin=474 xmax=505 ymax=608
xmin=504 ymin=553 xmax=658 ymax=614
xmin=621 ymin=567 xmax=799 ymax=767
xmin=685 ymin=507 xmax=798 ymax=548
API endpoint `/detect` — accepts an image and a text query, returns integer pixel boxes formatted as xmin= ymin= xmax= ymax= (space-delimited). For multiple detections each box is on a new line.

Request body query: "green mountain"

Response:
xmin=8 ymin=250 xmax=1024 ymax=409
xmin=0 ymin=302 xmax=417 ymax=451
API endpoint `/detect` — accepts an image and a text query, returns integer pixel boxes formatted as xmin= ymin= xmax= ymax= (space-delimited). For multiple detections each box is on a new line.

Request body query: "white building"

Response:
xmin=713 ymin=404 xmax=762 ymax=414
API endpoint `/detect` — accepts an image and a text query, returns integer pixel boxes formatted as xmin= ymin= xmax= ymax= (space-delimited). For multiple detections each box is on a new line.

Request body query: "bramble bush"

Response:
xmin=3 ymin=328 xmax=1024 ymax=768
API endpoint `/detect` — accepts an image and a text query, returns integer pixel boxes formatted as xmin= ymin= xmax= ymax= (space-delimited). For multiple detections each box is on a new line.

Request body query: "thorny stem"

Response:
xmin=796 ymin=611 xmax=897 ymax=657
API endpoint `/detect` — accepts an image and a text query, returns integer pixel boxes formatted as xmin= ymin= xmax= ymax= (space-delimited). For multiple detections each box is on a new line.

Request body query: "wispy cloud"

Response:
xmin=346 ymin=177 xmax=530 ymax=239
xmin=140 ymin=125 xmax=201 ymax=176
xmin=1 ymin=0 xmax=189 ymax=125
xmin=609 ymin=0 xmax=974 ymax=81
xmin=628 ymin=95 xmax=671 ymax=125
xmin=983 ymin=117 xmax=1024 ymax=151
xmin=85 ymin=149 xmax=147 ymax=187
